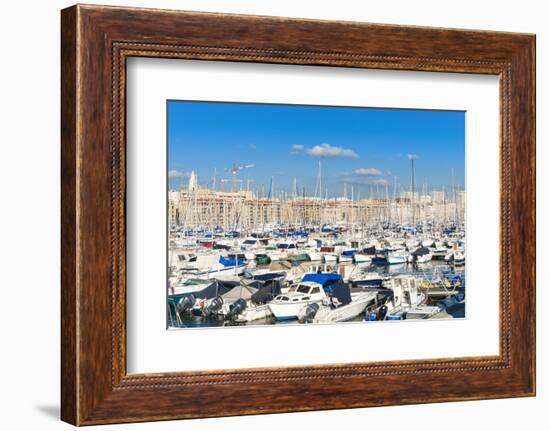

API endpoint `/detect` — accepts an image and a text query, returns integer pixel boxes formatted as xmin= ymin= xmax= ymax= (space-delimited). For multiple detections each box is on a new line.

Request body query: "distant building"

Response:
xmin=168 ymin=176 xmax=465 ymax=227
xmin=420 ymin=194 xmax=432 ymax=204
xmin=456 ymin=190 xmax=466 ymax=220
xmin=431 ymin=190 xmax=445 ymax=204
xmin=401 ymin=191 xmax=419 ymax=202
xmin=188 ymin=171 xmax=198 ymax=192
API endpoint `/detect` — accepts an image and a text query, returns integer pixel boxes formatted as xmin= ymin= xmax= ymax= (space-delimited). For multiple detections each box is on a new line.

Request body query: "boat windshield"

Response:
xmin=183 ymin=279 xmax=206 ymax=285
xmin=296 ymin=285 xmax=311 ymax=294
xmin=243 ymin=239 xmax=256 ymax=245
xmin=228 ymin=254 xmax=245 ymax=260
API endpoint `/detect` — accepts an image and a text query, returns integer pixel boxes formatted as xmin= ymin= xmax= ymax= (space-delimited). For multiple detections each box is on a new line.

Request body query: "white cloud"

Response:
xmin=353 ymin=168 xmax=381 ymax=176
xmin=248 ymin=144 xmax=257 ymax=150
xmin=168 ymin=169 xmax=191 ymax=178
xmin=407 ymin=153 xmax=419 ymax=160
xmin=340 ymin=167 xmax=389 ymax=186
xmin=305 ymin=143 xmax=358 ymax=159
xmin=290 ymin=144 xmax=305 ymax=155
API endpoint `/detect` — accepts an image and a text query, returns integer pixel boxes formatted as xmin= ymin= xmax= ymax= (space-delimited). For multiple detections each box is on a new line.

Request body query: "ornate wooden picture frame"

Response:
xmin=61 ymin=4 xmax=535 ymax=425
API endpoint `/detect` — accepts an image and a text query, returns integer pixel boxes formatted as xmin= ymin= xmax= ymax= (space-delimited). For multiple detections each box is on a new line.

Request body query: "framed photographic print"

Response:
xmin=61 ymin=4 xmax=536 ymax=425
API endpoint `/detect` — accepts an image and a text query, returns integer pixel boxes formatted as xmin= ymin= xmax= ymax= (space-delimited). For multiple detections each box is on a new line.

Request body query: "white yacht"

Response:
xmin=445 ymin=250 xmax=466 ymax=265
xmin=365 ymin=275 xmax=427 ymax=321
xmin=268 ymin=273 xmax=343 ymax=321
xmin=307 ymin=290 xmax=377 ymax=323
xmin=267 ymin=242 xmax=298 ymax=261
xmin=407 ymin=247 xmax=433 ymax=264
xmin=372 ymin=250 xmax=408 ymax=265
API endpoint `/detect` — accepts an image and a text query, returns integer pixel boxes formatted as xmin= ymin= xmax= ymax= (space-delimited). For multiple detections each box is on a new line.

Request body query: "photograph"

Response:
xmin=167 ymin=101 xmax=466 ymax=328
xmin=0 ymin=0 xmax=541 ymax=428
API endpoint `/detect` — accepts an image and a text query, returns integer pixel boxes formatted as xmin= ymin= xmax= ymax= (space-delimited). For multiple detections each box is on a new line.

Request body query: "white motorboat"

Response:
xmin=445 ymin=250 xmax=465 ymax=265
xmin=353 ymin=253 xmax=372 ymax=264
xmin=323 ymin=254 xmax=338 ymax=263
xmin=268 ymin=283 xmax=326 ymax=321
xmin=364 ymin=275 xmax=427 ymax=321
xmin=372 ymin=250 xmax=408 ymax=265
xmin=339 ymin=249 xmax=357 ymax=263
xmin=244 ymin=267 xmax=287 ymax=282
xmin=306 ymin=250 xmax=323 ymax=262
xmin=348 ymin=270 xmax=385 ymax=288
xmin=170 ymin=249 xmax=220 ymax=271
xmin=407 ymin=247 xmax=433 ymax=264
xmin=268 ymin=273 xmax=343 ymax=321
xmin=226 ymin=280 xmax=283 ymax=322
xmin=168 ymin=278 xmax=215 ymax=296
xmin=181 ymin=253 xmax=247 ymax=282
xmin=232 ymin=304 xmax=272 ymax=323
xmin=308 ymin=291 xmax=378 ymax=323
xmin=240 ymin=237 xmax=270 ymax=251
xmin=421 ymin=238 xmax=435 ymax=248
xmin=405 ymin=239 xmax=419 ymax=251
xmin=267 ymin=242 xmax=298 ymax=261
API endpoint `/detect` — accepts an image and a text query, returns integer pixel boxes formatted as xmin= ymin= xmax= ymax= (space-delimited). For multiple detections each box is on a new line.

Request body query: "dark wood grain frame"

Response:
xmin=61 ymin=4 xmax=535 ymax=426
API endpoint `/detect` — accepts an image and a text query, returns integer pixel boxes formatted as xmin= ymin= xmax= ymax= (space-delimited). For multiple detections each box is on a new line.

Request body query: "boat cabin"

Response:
xmin=390 ymin=276 xmax=424 ymax=307
xmin=275 ymin=282 xmax=324 ymax=303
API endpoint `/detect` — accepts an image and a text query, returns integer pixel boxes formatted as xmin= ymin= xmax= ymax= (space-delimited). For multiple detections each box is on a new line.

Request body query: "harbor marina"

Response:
xmin=166 ymin=101 xmax=467 ymax=329
xmin=168 ymin=226 xmax=466 ymax=328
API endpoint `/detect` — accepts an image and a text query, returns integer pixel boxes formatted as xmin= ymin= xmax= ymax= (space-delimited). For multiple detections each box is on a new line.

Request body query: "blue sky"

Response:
xmin=168 ymin=100 xmax=464 ymax=198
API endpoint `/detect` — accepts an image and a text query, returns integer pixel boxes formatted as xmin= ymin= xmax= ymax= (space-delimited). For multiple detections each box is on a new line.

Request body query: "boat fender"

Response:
xmin=176 ymin=294 xmax=195 ymax=316
xmin=202 ymin=296 xmax=224 ymax=318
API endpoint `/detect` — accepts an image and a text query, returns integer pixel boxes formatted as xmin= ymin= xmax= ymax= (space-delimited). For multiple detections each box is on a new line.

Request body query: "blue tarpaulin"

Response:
xmin=301 ymin=273 xmax=350 ymax=305
xmin=301 ymin=273 xmax=342 ymax=286
xmin=219 ymin=256 xmax=245 ymax=267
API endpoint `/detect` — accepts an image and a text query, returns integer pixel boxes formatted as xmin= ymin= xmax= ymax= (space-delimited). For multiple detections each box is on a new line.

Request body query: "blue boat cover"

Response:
xmin=219 ymin=256 xmax=245 ymax=267
xmin=301 ymin=273 xmax=350 ymax=304
xmin=342 ymin=249 xmax=357 ymax=257
xmin=301 ymin=273 xmax=342 ymax=286
xmin=287 ymin=231 xmax=308 ymax=237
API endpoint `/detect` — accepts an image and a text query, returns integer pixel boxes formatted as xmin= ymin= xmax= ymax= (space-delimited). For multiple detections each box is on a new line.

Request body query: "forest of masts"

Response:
xmin=169 ymin=160 xmax=465 ymax=231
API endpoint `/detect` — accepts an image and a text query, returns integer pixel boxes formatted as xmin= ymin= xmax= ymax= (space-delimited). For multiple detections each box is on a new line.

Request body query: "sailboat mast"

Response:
xmin=411 ymin=158 xmax=416 ymax=225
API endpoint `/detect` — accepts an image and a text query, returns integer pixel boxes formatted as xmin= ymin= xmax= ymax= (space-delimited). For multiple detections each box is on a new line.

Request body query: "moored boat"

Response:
xmin=268 ymin=273 xmax=344 ymax=321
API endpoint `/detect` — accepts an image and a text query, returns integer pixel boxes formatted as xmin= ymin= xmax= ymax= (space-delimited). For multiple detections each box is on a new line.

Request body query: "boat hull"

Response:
xmin=234 ymin=304 xmax=273 ymax=323
xmin=313 ymin=293 xmax=375 ymax=323
xmin=269 ymin=300 xmax=320 ymax=321
xmin=372 ymin=255 xmax=407 ymax=265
